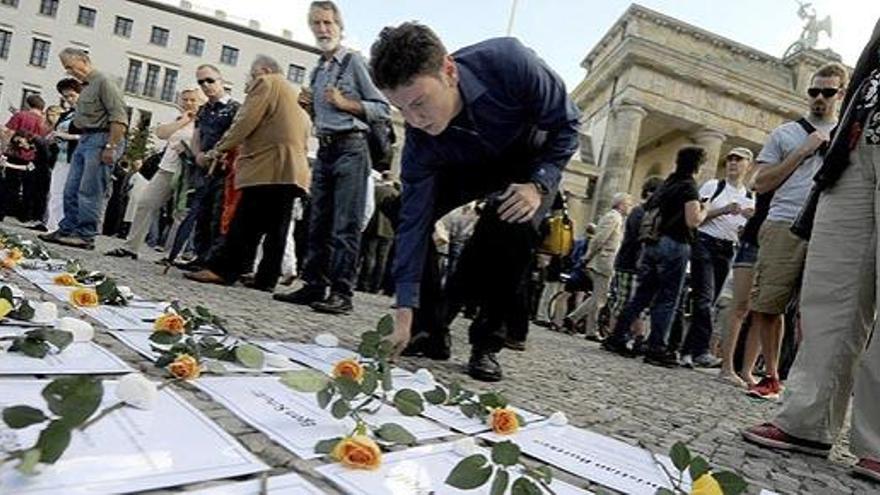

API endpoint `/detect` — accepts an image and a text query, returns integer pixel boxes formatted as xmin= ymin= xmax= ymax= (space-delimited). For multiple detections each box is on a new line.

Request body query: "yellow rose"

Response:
xmin=154 ymin=313 xmax=187 ymax=334
xmin=1 ymin=258 xmax=16 ymax=269
xmin=691 ymin=473 xmax=723 ymax=495
xmin=489 ymin=407 xmax=520 ymax=435
xmin=168 ymin=354 xmax=201 ymax=380
xmin=69 ymin=288 xmax=99 ymax=307
xmin=332 ymin=358 xmax=365 ymax=383
xmin=7 ymin=248 xmax=23 ymax=262
xmin=0 ymin=298 xmax=12 ymax=319
xmin=331 ymin=435 xmax=382 ymax=470
xmin=54 ymin=273 xmax=80 ymax=286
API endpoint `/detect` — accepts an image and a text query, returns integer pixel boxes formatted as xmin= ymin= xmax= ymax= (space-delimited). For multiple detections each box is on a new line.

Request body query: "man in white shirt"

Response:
xmin=679 ymin=147 xmax=755 ymax=368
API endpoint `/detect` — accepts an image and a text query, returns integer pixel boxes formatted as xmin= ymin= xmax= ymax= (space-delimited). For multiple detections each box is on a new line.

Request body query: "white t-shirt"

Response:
xmin=756 ymin=118 xmax=836 ymax=223
xmin=157 ymin=121 xmax=194 ymax=174
xmin=697 ymin=179 xmax=754 ymax=242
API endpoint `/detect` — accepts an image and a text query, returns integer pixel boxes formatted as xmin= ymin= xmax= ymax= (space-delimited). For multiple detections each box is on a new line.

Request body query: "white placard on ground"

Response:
xmin=0 ymin=327 xmax=132 ymax=375
xmin=479 ymin=421 xmax=685 ymax=495
xmin=187 ymin=473 xmax=326 ymax=495
xmin=79 ymin=300 xmax=169 ymax=331
xmin=33 ymin=282 xmax=76 ymax=305
xmin=423 ymin=404 xmax=544 ymax=436
xmin=109 ymin=331 xmax=303 ymax=373
xmin=13 ymin=267 xmax=64 ymax=286
xmin=317 ymin=440 xmax=592 ymax=495
xmin=0 ymin=379 xmax=267 ymax=495
xmin=194 ymin=376 xmax=453 ymax=460
xmin=255 ymin=341 xmax=358 ymax=374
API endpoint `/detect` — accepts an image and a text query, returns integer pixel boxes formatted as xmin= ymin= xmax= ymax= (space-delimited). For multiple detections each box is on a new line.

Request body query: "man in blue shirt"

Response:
xmin=370 ymin=23 xmax=580 ymax=381
xmin=274 ymin=0 xmax=391 ymax=314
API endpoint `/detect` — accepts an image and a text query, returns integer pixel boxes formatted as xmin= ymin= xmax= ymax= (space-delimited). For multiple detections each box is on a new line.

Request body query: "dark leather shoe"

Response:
xmin=504 ymin=339 xmax=526 ymax=351
xmin=183 ymin=269 xmax=226 ymax=285
xmin=644 ymin=349 xmax=680 ymax=368
xmin=105 ymin=247 xmax=138 ymax=260
xmin=273 ymin=286 xmax=326 ymax=306
xmin=38 ymin=230 xmax=66 ymax=244
xmin=402 ymin=332 xmax=451 ymax=360
xmin=468 ymin=351 xmax=503 ymax=382
xmin=311 ymin=293 xmax=353 ymax=315
xmin=174 ymin=259 xmax=204 ymax=272
xmin=57 ymin=236 xmax=95 ymax=250
xmin=242 ymin=278 xmax=274 ymax=292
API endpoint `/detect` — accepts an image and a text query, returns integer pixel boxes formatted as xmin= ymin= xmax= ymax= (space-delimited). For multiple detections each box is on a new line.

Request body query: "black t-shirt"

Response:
xmin=655 ymin=176 xmax=700 ymax=244
xmin=614 ymin=204 xmax=646 ymax=272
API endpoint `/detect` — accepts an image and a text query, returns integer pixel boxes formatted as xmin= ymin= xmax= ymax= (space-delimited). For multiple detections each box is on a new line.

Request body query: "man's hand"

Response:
xmin=298 ymin=87 xmax=313 ymax=109
xmin=800 ymin=130 xmax=830 ymax=157
xmin=324 ymin=86 xmax=353 ymax=112
xmin=724 ymin=202 xmax=742 ymax=216
xmin=195 ymin=152 xmax=208 ymax=167
xmin=100 ymin=148 xmax=116 ymax=165
xmin=741 ymin=206 xmax=755 ymax=219
xmin=387 ymin=307 xmax=413 ymax=361
xmin=497 ymin=183 xmax=542 ymax=223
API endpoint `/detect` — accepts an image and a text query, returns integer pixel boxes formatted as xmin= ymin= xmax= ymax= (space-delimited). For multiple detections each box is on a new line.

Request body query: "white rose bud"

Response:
xmin=117 ymin=286 xmax=134 ymax=300
xmin=55 ymin=317 xmax=94 ymax=342
xmin=549 ymin=411 xmax=569 ymax=427
xmin=115 ymin=373 xmax=158 ymax=410
xmin=315 ymin=333 xmax=339 ymax=347
xmin=453 ymin=437 xmax=479 ymax=457
xmin=414 ymin=368 xmax=435 ymax=386
xmin=32 ymin=302 xmax=58 ymax=324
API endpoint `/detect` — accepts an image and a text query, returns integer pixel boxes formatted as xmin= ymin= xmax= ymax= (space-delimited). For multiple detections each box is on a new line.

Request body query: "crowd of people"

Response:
xmin=1 ymin=1 xmax=878 ymax=483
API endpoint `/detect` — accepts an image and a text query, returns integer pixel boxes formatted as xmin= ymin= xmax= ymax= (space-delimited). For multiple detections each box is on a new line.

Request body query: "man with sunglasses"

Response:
xmin=738 ymin=63 xmax=847 ymax=400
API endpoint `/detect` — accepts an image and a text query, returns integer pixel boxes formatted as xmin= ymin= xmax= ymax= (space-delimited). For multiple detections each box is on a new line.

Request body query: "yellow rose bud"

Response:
xmin=168 ymin=354 xmax=201 ymax=380
xmin=691 ymin=473 xmax=723 ymax=495
xmin=154 ymin=313 xmax=187 ymax=334
xmin=489 ymin=407 xmax=520 ymax=435
xmin=54 ymin=273 xmax=80 ymax=286
xmin=332 ymin=358 xmax=365 ymax=383
xmin=331 ymin=435 xmax=382 ymax=470
xmin=7 ymin=248 xmax=23 ymax=262
xmin=69 ymin=288 xmax=99 ymax=307
xmin=1 ymin=258 xmax=16 ymax=269
xmin=0 ymin=298 xmax=12 ymax=319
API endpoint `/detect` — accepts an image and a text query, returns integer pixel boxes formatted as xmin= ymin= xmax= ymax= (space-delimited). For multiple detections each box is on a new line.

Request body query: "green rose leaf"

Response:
xmin=490 ymin=468 xmax=510 ymax=495
xmin=35 ymin=420 xmax=72 ymax=464
xmin=511 ymin=477 xmax=542 ymax=495
xmin=478 ymin=392 xmax=507 ymax=409
xmin=358 ymin=331 xmax=381 ymax=358
xmin=16 ymin=448 xmax=41 ymax=475
xmin=713 ymin=471 xmax=748 ymax=495
xmin=445 ymin=454 xmax=492 ymax=490
xmin=375 ymin=423 xmax=416 ymax=445
xmin=447 ymin=381 xmax=462 ymax=402
xmin=0 ymin=285 xmax=14 ymax=303
xmin=315 ymin=437 xmax=342 ymax=455
xmin=377 ymin=314 xmax=394 ymax=336
xmin=195 ymin=305 xmax=212 ymax=318
xmin=317 ymin=385 xmax=334 ymax=409
xmin=9 ymin=336 xmax=49 ymax=358
xmin=331 ymin=398 xmax=350 ymax=419
xmin=423 ymin=386 xmax=448 ymax=405
xmin=361 ymin=368 xmax=379 ymax=396
xmin=96 ymin=279 xmax=116 ymax=299
xmin=43 ymin=329 xmax=74 ymax=352
xmin=3 ymin=405 xmax=48 ymax=429
xmin=381 ymin=365 xmax=393 ymax=392
xmin=689 ymin=456 xmax=710 ymax=481
xmin=378 ymin=339 xmax=395 ymax=356
xmin=10 ymin=300 xmax=35 ymax=321
xmin=393 ymin=389 xmax=424 ymax=416
xmin=149 ymin=331 xmax=183 ymax=346
xmin=234 ymin=343 xmax=265 ymax=369
xmin=460 ymin=402 xmax=481 ymax=418
xmin=280 ymin=370 xmax=330 ymax=393
xmin=670 ymin=441 xmax=691 ymax=471
xmin=335 ymin=376 xmax=362 ymax=400
xmin=491 ymin=440 xmax=521 ymax=466
xmin=41 ymin=376 xmax=103 ymax=428
xmin=202 ymin=359 xmax=228 ymax=375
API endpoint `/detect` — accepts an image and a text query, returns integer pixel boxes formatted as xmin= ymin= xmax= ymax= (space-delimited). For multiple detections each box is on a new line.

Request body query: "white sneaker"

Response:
xmin=693 ymin=353 xmax=722 ymax=368
xmin=679 ymin=355 xmax=695 ymax=368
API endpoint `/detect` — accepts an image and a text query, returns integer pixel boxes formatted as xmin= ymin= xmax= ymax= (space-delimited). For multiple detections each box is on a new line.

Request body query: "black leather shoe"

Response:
xmin=38 ymin=230 xmax=65 ymax=244
xmin=273 ymin=286 xmax=326 ymax=306
xmin=311 ymin=293 xmax=353 ymax=315
xmin=174 ymin=259 xmax=204 ymax=272
xmin=402 ymin=332 xmax=451 ymax=360
xmin=468 ymin=351 xmax=503 ymax=382
xmin=105 ymin=247 xmax=138 ymax=260
xmin=644 ymin=349 xmax=679 ymax=368
xmin=57 ymin=236 xmax=95 ymax=250
xmin=504 ymin=339 xmax=526 ymax=351
xmin=242 ymin=278 xmax=274 ymax=292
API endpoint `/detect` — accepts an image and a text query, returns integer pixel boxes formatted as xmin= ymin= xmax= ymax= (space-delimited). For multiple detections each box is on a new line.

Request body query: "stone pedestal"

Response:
xmin=692 ymin=129 xmax=726 ymax=185
xmin=593 ymin=104 xmax=647 ymax=218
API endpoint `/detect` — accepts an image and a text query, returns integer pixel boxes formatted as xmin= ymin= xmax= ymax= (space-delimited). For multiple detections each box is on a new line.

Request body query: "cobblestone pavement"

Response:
xmin=2 ymin=222 xmax=875 ymax=494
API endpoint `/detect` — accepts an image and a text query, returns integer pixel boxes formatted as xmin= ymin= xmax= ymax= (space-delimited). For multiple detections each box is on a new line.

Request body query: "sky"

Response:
xmin=159 ymin=0 xmax=880 ymax=89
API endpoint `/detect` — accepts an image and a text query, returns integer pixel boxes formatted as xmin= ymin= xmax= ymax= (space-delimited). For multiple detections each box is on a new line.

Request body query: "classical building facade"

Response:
xmin=0 ymin=0 xmax=319 ymax=130
xmin=571 ymin=4 xmax=842 ymax=222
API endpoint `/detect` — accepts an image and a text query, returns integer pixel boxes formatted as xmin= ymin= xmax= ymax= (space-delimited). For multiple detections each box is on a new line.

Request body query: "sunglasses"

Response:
xmin=807 ymin=87 xmax=840 ymax=98
xmin=197 ymin=78 xmax=217 ymax=86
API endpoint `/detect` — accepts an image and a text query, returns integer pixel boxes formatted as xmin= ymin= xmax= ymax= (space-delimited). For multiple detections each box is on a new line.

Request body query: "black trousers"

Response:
xmin=0 ymin=167 xmax=25 ymax=221
xmin=193 ymin=172 xmax=227 ymax=263
xmin=208 ymin=184 xmax=300 ymax=287
xmin=22 ymin=163 xmax=51 ymax=222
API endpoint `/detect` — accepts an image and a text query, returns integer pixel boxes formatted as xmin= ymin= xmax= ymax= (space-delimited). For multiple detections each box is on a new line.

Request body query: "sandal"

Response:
xmin=105 ymin=247 xmax=138 ymax=260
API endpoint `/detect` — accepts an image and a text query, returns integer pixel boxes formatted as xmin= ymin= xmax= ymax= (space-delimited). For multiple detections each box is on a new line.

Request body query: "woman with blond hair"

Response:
xmin=105 ymin=87 xmax=205 ymax=259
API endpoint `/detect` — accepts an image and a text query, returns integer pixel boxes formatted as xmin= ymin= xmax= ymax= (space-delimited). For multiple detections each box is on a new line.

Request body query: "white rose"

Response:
xmin=31 ymin=302 xmax=58 ymax=324
xmin=315 ymin=333 xmax=339 ymax=347
xmin=549 ymin=411 xmax=568 ymax=427
xmin=115 ymin=373 xmax=158 ymax=410
xmin=264 ymin=352 xmax=291 ymax=369
xmin=452 ymin=437 xmax=479 ymax=457
xmin=413 ymin=368 xmax=435 ymax=386
xmin=117 ymin=286 xmax=134 ymax=300
xmin=55 ymin=317 xmax=94 ymax=342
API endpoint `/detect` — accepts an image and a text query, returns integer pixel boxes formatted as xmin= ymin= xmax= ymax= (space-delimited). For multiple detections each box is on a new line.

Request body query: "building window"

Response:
xmin=124 ymin=59 xmax=142 ymax=93
xmin=77 ymin=6 xmax=96 ymax=27
xmin=1 ymin=0 xmax=18 ymax=7
xmin=220 ymin=45 xmax=238 ymax=66
xmin=185 ymin=36 xmax=204 ymax=56
xmin=143 ymin=63 xmax=160 ymax=98
xmin=287 ymin=64 xmax=306 ymax=84
xmin=0 ymin=30 xmax=10 ymax=59
xmin=29 ymin=38 xmax=51 ymax=68
xmin=38 ymin=0 xmax=58 ymax=16
xmin=160 ymin=68 xmax=178 ymax=102
xmin=114 ymin=16 xmax=133 ymax=38
xmin=150 ymin=26 xmax=169 ymax=47
xmin=20 ymin=89 xmax=40 ymax=110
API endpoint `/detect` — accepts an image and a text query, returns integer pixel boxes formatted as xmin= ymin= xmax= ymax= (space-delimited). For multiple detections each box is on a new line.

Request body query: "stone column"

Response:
xmin=692 ymin=129 xmax=726 ymax=185
xmin=593 ymin=104 xmax=647 ymax=218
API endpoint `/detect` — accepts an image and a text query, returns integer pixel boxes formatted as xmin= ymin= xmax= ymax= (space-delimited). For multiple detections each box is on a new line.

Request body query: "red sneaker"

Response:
xmin=854 ymin=458 xmax=880 ymax=483
xmin=747 ymin=377 xmax=783 ymax=400
xmin=741 ymin=423 xmax=831 ymax=457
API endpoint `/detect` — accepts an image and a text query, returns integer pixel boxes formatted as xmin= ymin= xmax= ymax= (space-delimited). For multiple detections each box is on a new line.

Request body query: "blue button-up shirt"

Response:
xmin=394 ymin=37 xmax=581 ymax=308
xmin=311 ymin=47 xmax=390 ymax=137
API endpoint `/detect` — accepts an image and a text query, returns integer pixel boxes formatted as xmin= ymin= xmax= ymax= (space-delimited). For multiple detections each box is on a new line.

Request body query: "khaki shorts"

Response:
xmin=749 ymin=220 xmax=808 ymax=314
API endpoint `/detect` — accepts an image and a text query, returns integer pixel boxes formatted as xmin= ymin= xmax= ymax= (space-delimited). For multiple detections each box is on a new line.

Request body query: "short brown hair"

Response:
xmin=813 ymin=63 xmax=849 ymax=88
xmin=370 ymin=22 xmax=447 ymax=90
xmin=309 ymin=1 xmax=344 ymax=31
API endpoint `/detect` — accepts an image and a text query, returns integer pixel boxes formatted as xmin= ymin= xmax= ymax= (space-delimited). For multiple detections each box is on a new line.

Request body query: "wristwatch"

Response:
xmin=531 ymin=180 xmax=549 ymax=196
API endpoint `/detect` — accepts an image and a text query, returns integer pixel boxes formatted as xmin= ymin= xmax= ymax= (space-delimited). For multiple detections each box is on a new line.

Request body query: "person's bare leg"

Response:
xmin=720 ymin=267 xmax=753 ymax=384
xmin=740 ymin=313 xmax=765 ymax=387
xmin=764 ymin=314 xmax=784 ymax=381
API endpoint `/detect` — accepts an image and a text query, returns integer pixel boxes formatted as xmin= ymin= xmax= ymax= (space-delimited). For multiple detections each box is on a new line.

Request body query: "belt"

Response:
xmin=317 ymin=130 xmax=366 ymax=147
xmin=697 ymin=231 xmax=735 ymax=247
xmin=80 ymin=128 xmax=109 ymax=134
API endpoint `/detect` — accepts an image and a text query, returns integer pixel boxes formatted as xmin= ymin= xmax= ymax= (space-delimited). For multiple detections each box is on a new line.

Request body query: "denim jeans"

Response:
xmin=302 ymin=134 xmax=371 ymax=298
xmin=169 ymin=168 xmax=224 ymax=262
xmin=681 ymin=232 xmax=735 ymax=357
xmin=608 ymin=235 xmax=690 ymax=352
xmin=58 ymin=133 xmax=122 ymax=241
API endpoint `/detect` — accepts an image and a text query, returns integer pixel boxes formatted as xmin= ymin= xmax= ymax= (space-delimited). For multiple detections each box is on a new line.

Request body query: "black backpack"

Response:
xmin=311 ymin=53 xmax=396 ymax=171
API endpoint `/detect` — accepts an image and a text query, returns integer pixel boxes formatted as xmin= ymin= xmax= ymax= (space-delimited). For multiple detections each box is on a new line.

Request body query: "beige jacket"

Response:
xmin=214 ymin=73 xmax=311 ymax=192
xmin=584 ymin=208 xmax=624 ymax=276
